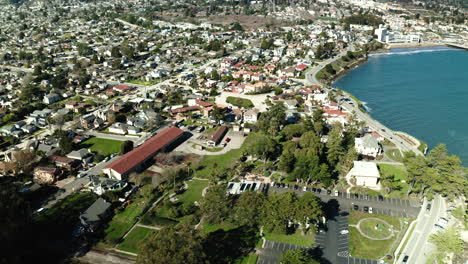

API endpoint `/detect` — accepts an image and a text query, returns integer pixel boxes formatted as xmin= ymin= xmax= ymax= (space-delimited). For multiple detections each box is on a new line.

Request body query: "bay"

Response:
xmin=333 ymin=46 xmax=468 ymax=162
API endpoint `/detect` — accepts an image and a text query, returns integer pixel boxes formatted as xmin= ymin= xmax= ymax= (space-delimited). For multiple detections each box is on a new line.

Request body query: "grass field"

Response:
xmin=359 ymin=219 xmax=393 ymax=239
xmin=202 ymin=221 xmax=238 ymax=234
xmin=81 ymin=137 xmax=124 ymax=157
xmin=193 ymin=133 xmax=260 ymax=178
xmin=378 ymin=164 xmax=409 ymax=198
xmin=117 ymin=226 xmax=154 ymax=253
xmin=104 ymin=198 xmax=147 ymax=245
xmin=236 ymin=253 xmax=258 ymax=264
xmin=264 ymin=230 xmax=315 ymax=247
xmin=349 ymin=211 xmax=405 ymax=259
xmin=177 ymin=180 xmax=210 ymax=206
xmin=386 ymin=149 xmax=404 ymax=162
xmin=226 ymin=96 xmax=254 ymax=109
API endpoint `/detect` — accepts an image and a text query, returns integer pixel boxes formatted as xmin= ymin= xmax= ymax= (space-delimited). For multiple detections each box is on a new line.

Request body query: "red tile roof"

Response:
xmin=104 ymin=127 xmax=184 ymax=175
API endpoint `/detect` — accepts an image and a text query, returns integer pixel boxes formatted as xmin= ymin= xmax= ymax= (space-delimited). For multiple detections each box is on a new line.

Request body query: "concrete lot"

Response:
xmin=257 ymin=240 xmax=308 ymax=264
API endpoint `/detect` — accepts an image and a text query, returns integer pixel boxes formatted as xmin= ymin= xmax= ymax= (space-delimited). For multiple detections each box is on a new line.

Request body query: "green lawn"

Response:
xmin=349 ymin=211 xmax=407 ymax=259
xmin=386 ymin=149 xmax=404 ymax=162
xmin=104 ymin=198 xmax=147 ymax=245
xmin=264 ymin=230 xmax=315 ymax=247
xmin=349 ymin=227 xmax=394 ymax=259
xmin=177 ymin=180 xmax=210 ymax=205
xmin=359 ymin=219 xmax=392 ymax=239
xmin=378 ymin=164 xmax=409 ymax=198
xmin=349 ymin=211 xmax=401 ymax=230
xmin=81 ymin=137 xmax=124 ymax=157
xmin=117 ymin=226 xmax=154 ymax=253
xmin=202 ymin=221 xmax=238 ymax=235
xmin=236 ymin=253 xmax=258 ymax=264
xmin=226 ymin=96 xmax=254 ymax=108
xmin=193 ymin=133 xmax=261 ymax=178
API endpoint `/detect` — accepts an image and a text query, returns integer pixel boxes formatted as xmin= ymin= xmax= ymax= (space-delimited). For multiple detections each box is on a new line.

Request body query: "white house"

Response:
xmin=355 ymin=134 xmax=382 ymax=158
xmin=244 ymin=109 xmax=259 ymax=123
xmin=346 ymin=161 xmax=381 ymax=190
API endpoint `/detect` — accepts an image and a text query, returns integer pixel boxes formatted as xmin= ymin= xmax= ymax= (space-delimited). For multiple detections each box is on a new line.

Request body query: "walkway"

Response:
xmin=351 ymin=217 xmax=395 ymax=240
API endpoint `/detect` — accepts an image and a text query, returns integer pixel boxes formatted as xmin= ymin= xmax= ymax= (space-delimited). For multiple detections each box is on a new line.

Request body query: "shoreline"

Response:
xmin=321 ymin=47 xmax=428 ymax=155
xmin=384 ymin=42 xmax=446 ymax=49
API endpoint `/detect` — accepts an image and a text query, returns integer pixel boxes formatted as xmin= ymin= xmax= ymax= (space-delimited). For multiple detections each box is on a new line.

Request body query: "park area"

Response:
xmin=226 ymin=96 xmax=254 ymax=109
xmin=378 ymin=164 xmax=409 ymax=198
xmin=80 ymin=137 xmax=124 ymax=157
xmin=348 ymin=211 xmax=410 ymax=260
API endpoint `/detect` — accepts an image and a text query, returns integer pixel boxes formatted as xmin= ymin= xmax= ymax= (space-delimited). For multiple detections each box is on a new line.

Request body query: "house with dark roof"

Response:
xmin=102 ymin=127 xmax=185 ymax=180
xmin=79 ymin=198 xmax=112 ymax=232
xmin=207 ymin=125 xmax=228 ymax=146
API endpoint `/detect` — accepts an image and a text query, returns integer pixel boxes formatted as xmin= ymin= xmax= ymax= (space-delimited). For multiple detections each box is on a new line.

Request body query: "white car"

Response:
xmin=303 ymin=186 xmax=308 ymax=192
xmin=339 ymin=230 xmax=349 ymax=235
xmin=369 ymin=207 xmax=373 ymax=214
xmin=334 ymin=190 xmax=339 ymax=196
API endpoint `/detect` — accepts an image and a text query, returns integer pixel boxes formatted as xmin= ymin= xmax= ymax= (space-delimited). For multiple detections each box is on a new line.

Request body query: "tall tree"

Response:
xmin=137 ymin=225 xmax=207 ymax=264
xmin=199 ymin=184 xmax=231 ymax=224
xmin=231 ymin=192 xmax=266 ymax=226
xmin=326 ymin=123 xmax=344 ymax=168
xmin=278 ymin=141 xmax=297 ymax=173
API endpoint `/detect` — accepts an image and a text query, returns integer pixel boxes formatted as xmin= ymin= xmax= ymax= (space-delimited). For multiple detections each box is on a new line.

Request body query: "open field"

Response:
xmin=378 ymin=164 xmax=409 ymax=198
xmin=81 ymin=137 xmax=124 ymax=157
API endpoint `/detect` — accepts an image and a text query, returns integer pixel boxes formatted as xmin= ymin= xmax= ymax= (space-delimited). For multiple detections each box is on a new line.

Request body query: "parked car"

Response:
xmin=402 ymin=255 xmax=409 ymax=263
xmin=426 ymin=203 xmax=432 ymax=211
xmin=369 ymin=207 xmax=373 ymax=214
xmin=303 ymin=186 xmax=307 ymax=192
xmin=311 ymin=187 xmax=317 ymax=192
xmin=353 ymin=204 xmax=359 ymax=210
xmin=225 ymin=137 xmax=231 ymax=142
xmin=334 ymin=190 xmax=339 ymax=196
xmin=378 ymin=195 xmax=384 ymax=201
xmin=364 ymin=206 xmax=369 ymax=212
xmin=327 ymin=190 xmax=332 ymax=195
xmin=339 ymin=230 xmax=349 ymax=235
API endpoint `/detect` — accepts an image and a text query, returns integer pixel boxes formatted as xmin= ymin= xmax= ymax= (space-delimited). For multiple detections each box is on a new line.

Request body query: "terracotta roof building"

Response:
xmin=102 ymin=127 xmax=184 ymax=180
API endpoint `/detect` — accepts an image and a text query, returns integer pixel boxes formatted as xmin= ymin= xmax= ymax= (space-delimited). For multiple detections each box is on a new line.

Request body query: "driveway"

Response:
xmin=174 ymin=130 xmax=246 ymax=156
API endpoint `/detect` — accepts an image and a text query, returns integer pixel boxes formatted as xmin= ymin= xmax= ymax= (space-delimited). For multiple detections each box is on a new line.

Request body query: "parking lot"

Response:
xmin=337 ymin=257 xmax=382 ymax=264
xmin=269 ymin=185 xmax=421 ymax=218
xmin=257 ymin=241 xmax=308 ymax=264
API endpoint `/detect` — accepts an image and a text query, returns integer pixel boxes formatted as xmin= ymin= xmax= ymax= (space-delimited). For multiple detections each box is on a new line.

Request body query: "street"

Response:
xmin=395 ymin=195 xmax=446 ymax=264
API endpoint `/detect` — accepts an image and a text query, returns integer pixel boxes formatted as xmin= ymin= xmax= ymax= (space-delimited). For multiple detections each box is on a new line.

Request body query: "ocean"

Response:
xmin=333 ymin=46 xmax=468 ymax=162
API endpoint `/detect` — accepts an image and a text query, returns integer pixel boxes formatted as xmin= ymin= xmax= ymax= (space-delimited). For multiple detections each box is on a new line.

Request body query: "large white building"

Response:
xmin=355 ymin=134 xmax=382 ymax=158
xmin=346 ymin=161 xmax=381 ymax=190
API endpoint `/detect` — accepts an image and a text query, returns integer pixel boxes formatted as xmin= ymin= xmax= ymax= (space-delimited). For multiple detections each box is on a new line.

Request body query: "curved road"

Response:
xmin=305 ymin=46 xmax=423 ymax=155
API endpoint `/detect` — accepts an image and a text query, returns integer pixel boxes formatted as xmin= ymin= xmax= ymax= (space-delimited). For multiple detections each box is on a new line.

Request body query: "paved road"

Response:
xmin=84 ymin=130 xmax=141 ymax=142
xmin=338 ymin=97 xmax=422 ymax=155
xmin=269 ymin=186 xmax=421 ymax=218
xmin=79 ymin=249 xmax=135 ymax=264
xmin=305 ymin=47 xmax=354 ymax=87
xmin=395 ymin=195 xmax=446 ymax=264
xmin=303 ymin=46 xmax=423 ymax=156
xmin=41 ymin=177 xmax=91 ymax=209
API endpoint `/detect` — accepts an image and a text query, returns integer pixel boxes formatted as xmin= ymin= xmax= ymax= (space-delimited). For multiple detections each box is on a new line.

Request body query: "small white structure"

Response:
xmin=346 ymin=161 xmax=381 ymax=190
xmin=244 ymin=109 xmax=259 ymax=123
xmin=355 ymin=134 xmax=382 ymax=158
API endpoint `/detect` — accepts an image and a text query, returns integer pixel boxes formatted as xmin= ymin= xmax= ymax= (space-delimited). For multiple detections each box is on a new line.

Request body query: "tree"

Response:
xmin=248 ymin=135 xmax=277 ymax=163
xmin=120 ymin=41 xmax=135 ymax=59
xmin=295 ymin=193 xmax=322 ymax=230
xmin=281 ymin=124 xmax=306 ymax=140
xmin=429 ymin=227 xmax=463 ymax=256
xmin=121 ymin=140 xmax=134 ymax=155
xmin=280 ymin=249 xmax=319 ymax=264
xmin=111 ymin=46 xmax=121 ymax=58
xmin=137 ymin=226 xmax=207 ymax=264
xmin=232 ymin=192 xmax=266 ymax=226
xmin=211 ymin=106 xmax=225 ymax=122
xmin=278 ymin=141 xmax=297 ymax=173
xmin=326 ymin=123 xmax=344 ymax=168
xmin=311 ymin=109 xmax=326 ymax=136
xmin=59 ymin=134 xmax=73 ymax=154
xmin=298 ymin=131 xmax=323 ymax=158
xmin=257 ymin=103 xmax=286 ymax=136
xmin=199 ymin=184 xmax=231 ymax=224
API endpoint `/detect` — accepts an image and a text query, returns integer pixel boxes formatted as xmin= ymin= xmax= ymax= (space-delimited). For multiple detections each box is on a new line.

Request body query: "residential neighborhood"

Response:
xmin=0 ymin=0 xmax=466 ymax=264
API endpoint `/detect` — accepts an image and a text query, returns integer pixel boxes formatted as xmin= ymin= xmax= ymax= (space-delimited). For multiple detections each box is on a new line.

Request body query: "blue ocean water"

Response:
xmin=333 ymin=46 xmax=468 ymax=162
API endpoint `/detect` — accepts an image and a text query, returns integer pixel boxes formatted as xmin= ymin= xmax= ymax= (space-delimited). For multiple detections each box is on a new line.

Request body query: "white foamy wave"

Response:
xmin=369 ymin=48 xmax=453 ymax=57
xmin=361 ymin=101 xmax=372 ymax=112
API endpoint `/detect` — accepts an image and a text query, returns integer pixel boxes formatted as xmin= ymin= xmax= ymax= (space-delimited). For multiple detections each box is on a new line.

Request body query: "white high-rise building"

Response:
xmin=374 ymin=24 xmax=388 ymax=43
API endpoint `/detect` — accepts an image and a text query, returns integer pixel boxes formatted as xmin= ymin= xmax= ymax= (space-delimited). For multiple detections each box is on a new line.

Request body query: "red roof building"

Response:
xmin=102 ymin=127 xmax=184 ymax=180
